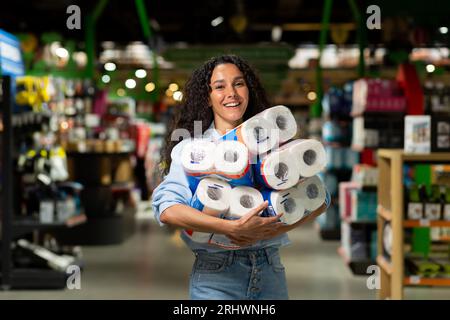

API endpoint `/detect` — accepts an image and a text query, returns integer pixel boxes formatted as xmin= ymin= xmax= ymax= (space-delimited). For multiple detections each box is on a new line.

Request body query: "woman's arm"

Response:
xmin=161 ymin=201 xmax=286 ymax=243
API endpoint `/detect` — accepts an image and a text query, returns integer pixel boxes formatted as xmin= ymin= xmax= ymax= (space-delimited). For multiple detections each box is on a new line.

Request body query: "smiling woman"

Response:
xmin=152 ymin=54 xmax=329 ymax=300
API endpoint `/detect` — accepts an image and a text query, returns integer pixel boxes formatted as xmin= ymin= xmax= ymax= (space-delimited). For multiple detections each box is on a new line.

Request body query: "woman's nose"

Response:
xmin=226 ymin=87 xmax=237 ymax=98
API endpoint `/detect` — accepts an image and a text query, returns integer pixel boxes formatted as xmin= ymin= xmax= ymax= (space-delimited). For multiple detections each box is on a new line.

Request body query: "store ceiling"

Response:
xmin=0 ymin=0 xmax=448 ymax=47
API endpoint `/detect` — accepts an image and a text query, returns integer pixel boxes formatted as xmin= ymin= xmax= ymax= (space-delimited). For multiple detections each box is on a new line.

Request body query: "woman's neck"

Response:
xmin=213 ymin=115 xmax=243 ymax=135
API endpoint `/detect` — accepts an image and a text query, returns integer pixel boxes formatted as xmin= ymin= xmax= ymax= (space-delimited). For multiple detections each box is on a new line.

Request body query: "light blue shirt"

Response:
xmin=151 ymin=122 xmax=330 ymax=253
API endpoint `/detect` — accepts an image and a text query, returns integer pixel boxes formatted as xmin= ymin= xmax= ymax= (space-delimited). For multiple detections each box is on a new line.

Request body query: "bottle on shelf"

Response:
xmin=424 ymin=185 xmax=442 ymax=221
xmin=444 ymin=186 xmax=450 ymax=221
xmin=406 ymin=184 xmax=424 ymax=220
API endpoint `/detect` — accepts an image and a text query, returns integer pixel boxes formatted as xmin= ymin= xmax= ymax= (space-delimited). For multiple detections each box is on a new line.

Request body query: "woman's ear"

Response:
xmin=207 ymin=98 xmax=212 ymax=108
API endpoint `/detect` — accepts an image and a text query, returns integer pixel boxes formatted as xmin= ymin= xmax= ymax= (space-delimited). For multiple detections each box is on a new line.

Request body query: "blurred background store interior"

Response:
xmin=0 ymin=0 xmax=449 ymax=299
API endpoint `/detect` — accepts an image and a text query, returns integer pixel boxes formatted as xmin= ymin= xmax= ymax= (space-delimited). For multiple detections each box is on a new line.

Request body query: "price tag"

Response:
xmin=419 ymin=219 xmax=430 ymax=227
xmin=409 ymin=276 xmax=421 ymax=284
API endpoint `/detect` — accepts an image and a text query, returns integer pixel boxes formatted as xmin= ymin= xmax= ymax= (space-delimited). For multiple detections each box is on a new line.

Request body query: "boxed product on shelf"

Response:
xmin=404 ymin=115 xmax=431 ymax=154
xmin=431 ymin=117 xmax=450 ymax=152
xmin=351 ymin=190 xmax=377 ymax=221
xmin=351 ymin=164 xmax=378 ymax=186
xmin=339 ymin=181 xmax=360 ymax=222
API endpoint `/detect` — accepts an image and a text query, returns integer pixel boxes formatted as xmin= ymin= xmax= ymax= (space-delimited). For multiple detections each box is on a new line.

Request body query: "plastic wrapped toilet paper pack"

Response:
xmin=226 ymin=186 xmax=264 ymax=219
xmin=280 ymin=139 xmax=327 ymax=178
xmin=190 ymin=177 xmax=232 ymax=216
xmin=213 ymin=140 xmax=253 ymax=186
xmin=295 ymin=175 xmax=326 ymax=211
xmin=186 ymin=178 xmax=232 ymax=243
xmin=181 ymin=139 xmax=216 ymax=177
xmin=183 ymin=229 xmax=213 ymax=244
xmin=260 ymin=105 xmax=297 ymax=143
xmin=220 ymin=116 xmax=278 ymax=155
xmin=261 ymin=188 xmax=306 ymax=225
xmin=254 ymin=148 xmax=300 ymax=190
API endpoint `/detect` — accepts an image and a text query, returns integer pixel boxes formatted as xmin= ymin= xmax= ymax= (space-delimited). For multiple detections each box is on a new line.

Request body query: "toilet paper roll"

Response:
xmin=213 ymin=140 xmax=253 ymax=186
xmin=190 ymin=177 xmax=232 ymax=216
xmin=261 ymin=188 xmax=306 ymax=225
xmin=260 ymin=105 xmax=297 ymax=143
xmin=226 ymin=186 xmax=264 ymax=219
xmin=220 ymin=116 xmax=278 ymax=154
xmin=183 ymin=229 xmax=213 ymax=244
xmin=181 ymin=140 xmax=216 ymax=175
xmin=295 ymin=175 xmax=326 ymax=211
xmin=254 ymin=148 xmax=300 ymax=190
xmin=281 ymin=139 xmax=327 ymax=177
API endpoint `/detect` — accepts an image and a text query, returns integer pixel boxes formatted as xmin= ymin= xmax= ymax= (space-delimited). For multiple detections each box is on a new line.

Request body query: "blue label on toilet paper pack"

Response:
xmin=221 ymin=128 xmax=239 ymax=141
xmin=190 ymin=193 xmax=205 ymax=212
xmin=187 ymin=175 xmax=201 ymax=194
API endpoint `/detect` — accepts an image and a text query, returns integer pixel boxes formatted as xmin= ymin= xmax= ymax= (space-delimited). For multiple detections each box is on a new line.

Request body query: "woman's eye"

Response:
xmin=235 ymin=82 xmax=245 ymax=87
xmin=214 ymin=85 xmax=224 ymax=90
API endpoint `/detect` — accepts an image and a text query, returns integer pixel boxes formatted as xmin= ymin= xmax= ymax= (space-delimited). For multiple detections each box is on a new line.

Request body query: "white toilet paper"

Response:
xmin=261 ymin=188 xmax=306 ymax=225
xmin=181 ymin=139 xmax=216 ymax=175
xmin=295 ymin=175 xmax=326 ymax=211
xmin=254 ymin=148 xmax=300 ymax=190
xmin=260 ymin=105 xmax=297 ymax=143
xmin=226 ymin=186 xmax=264 ymax=219
xmin=220 ymin=116 xmax=278 ymax=155
xmin=214 ymin=140 xmax=253 ymax=186
xmin=190 ymin=177 xmax=231 ymax=216
xmin=280 ymin=139 xmax=327 ymax=177
xmin=183 ymin=229 xmax=213 ymax=243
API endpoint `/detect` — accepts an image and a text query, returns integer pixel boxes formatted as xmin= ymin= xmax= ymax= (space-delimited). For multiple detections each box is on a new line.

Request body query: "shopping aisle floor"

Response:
xmin=0 ymin=218 xmax=449 ymax=299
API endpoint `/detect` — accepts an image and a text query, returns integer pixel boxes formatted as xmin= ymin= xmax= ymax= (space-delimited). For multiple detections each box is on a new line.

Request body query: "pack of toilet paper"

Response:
xmin=219 ymin=105 xmax=297 ymax=154
xmin=175 ymin=105 xmax=328 ymax=246
xmin=181 ymin=140 xmax=253 ymax=189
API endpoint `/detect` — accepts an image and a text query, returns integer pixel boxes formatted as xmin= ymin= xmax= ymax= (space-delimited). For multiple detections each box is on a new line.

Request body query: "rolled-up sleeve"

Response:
xmin=151 ymin=140 xmax=192 ymax=226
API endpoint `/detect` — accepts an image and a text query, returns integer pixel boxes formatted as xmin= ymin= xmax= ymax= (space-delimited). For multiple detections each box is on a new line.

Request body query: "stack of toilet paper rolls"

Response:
xmin=178 ymin=105 xmax=328 ymax=244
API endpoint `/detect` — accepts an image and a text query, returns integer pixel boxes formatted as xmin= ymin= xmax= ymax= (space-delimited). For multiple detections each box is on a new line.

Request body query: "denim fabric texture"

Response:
xmin=189 ymin=247 xmax=288 ymax=300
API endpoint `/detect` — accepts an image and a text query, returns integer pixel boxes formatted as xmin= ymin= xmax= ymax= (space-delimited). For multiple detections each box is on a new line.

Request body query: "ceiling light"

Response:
xmin=55 ymin=47 xmax=69 ymax=59
xmin=173 ymin=91 xmax=183 ymax=101
xmin=211 ymin=16 xmax=224 ymax=27
xmin=145 ymin=82 xmax=156 ymax=92
xmin=307 ymin=91 xmax=317 ymax=101
xmin=135 ymin=69 xmax=147 ymax=78
xmin=168 ymin=83 xmax=179 ymax=92
xmin=439 ymin=27 xmax=448 ymax=34
xmin=125 ymin=79 xmax=136 ymax=89
xmin=101 ymin=75 xmax=110 ymax=83
xmin=104 ymin=62 xmax=116 ymax=71
xmin=426 ymin=64 xmax=435 ymax=73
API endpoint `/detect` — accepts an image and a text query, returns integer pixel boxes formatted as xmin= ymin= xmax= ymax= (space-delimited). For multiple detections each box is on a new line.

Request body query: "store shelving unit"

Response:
xmin=1 ymin=76 xmax=86 ymax=289
xmin=376 ymin=149 xmax=450 ymax=300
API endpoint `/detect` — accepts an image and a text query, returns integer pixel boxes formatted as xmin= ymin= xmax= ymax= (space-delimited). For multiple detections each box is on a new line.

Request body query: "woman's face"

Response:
xmin=209 ymin=63 xmax=249 ymax=125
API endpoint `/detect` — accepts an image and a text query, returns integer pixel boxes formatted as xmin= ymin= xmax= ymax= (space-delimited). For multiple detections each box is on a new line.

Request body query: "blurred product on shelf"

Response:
xmin=352 ymin=78 xmax=406 ymax=115
xmin=404 ymin=115 xmax=431 ymax=154
xmin=351 ymin=164 xmax=378 ymax=187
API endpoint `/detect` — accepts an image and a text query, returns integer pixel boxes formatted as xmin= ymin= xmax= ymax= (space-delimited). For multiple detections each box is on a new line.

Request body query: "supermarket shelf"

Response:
xmin=12 ymin=214 xmax=87 ymax=237
xmin=377 ymin=205 xmax=392 ymax=221
xmin=378 ymin=149 xmax=450 ymax=162
xmin=377 ymin=255 xmax=393 ymax=275
xmin=343 ymin=216 xmax=376 ymax=225
xmin=403 ymin=220 xmax=450 ymax=228
xmin=404 ymin=277 xmax=450 ymax=287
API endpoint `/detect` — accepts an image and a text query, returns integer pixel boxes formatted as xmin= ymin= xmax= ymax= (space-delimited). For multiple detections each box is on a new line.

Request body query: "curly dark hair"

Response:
xmin=160 ymin=54 xmax=270 ymax=175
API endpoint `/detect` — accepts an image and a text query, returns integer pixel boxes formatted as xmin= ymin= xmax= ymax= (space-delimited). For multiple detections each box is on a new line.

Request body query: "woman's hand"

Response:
xmin=225 ymin=201 xmax=286 ymax=247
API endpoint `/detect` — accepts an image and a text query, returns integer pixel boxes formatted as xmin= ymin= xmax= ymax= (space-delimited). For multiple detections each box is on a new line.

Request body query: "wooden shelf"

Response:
xmin=377 ymin=255 xmax=393 ymax=275
xmin=404 ymin=277 xmax=450 ymax=287
xmin=378 ymin=149 xmax=450 ymax=162
xmin=403 ymin=220 xmax=450 ymax=228
xmin=377 ymin=205 xmax=392 ymax=221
